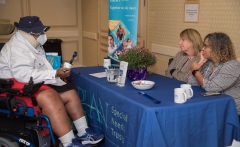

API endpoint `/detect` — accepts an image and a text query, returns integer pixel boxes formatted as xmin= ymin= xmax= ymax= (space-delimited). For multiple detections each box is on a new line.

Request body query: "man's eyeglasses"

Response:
xmin=30 ymin=32 xmax=45 ymax=36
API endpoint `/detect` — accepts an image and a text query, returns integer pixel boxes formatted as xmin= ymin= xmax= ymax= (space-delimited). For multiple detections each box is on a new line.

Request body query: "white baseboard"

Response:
xmin=151 ymin=44 xmax=179 ymax=57
xmin=152 ymin=44 xmax=240 ymax=63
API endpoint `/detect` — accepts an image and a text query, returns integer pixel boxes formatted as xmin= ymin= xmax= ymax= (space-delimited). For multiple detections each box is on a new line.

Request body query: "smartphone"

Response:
xmin=200 ymin=92 xmax=221 ymax=97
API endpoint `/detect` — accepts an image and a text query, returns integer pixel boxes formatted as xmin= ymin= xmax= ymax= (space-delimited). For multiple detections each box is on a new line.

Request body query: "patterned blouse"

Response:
xmin=188 ymin=60 xmax=240 ymax=115
xmin=165 ymin=51 xmax=200 ymax=82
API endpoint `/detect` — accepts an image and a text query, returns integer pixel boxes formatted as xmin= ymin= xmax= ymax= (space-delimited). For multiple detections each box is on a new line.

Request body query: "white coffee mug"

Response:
xmin=174 ymin=88 xmax=187 ymax=104
xmin=180 ymin=84 xmax=193 ymax=99
xmin=63 ymin=62 xmax=72 ymax=68
xmin=103 ymin=59 xmax=111 ymax=70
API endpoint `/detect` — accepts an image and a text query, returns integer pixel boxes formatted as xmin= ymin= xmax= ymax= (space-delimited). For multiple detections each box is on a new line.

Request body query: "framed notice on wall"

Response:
xmin=184 ymin=3 xmax=199 ymax=22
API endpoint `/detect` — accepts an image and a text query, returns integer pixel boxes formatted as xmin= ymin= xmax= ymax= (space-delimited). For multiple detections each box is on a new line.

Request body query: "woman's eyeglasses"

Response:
xmin=203 ymin=44 xmax=210 ymax=49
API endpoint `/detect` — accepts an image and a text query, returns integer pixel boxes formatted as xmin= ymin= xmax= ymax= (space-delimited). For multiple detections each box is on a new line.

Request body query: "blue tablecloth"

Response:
xmin=69 ymin=66 xmax=240 ymax=147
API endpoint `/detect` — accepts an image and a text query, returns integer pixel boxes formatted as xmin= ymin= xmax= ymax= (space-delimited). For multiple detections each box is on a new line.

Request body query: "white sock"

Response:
xmin=73 ymin=116 xmax=88 ymax=137
xmin=59 ymin=130 xmax=75 ymax=147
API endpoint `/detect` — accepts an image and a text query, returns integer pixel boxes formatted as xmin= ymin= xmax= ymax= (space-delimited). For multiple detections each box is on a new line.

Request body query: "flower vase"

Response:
xmin=127 ymin=68 xmax=147 ymax=81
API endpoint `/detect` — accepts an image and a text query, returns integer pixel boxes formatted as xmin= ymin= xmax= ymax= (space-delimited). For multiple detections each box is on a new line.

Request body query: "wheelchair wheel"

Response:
xmin=0 ymin=136 xmax=19 ymax=147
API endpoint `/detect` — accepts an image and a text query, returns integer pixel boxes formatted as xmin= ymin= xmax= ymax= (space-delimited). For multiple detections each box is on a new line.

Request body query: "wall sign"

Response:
xmin=184 ymin=0 xmax=199 ymax=23
xmin=184 ymin=4 xmax=199 ymax=22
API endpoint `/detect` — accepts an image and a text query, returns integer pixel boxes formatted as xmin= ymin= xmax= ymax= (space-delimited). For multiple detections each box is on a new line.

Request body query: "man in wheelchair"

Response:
xmin=0 ymin=16 xmax=104 ymax=147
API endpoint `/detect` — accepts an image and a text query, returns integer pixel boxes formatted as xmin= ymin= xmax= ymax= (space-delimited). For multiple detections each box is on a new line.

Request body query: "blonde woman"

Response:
xmin=165 ymin=28 xmax=203 ymax=82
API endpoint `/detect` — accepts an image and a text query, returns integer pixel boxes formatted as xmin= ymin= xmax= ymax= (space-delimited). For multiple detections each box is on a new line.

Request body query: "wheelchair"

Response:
xmin=0 ymin=77 xmax=56 ymax=147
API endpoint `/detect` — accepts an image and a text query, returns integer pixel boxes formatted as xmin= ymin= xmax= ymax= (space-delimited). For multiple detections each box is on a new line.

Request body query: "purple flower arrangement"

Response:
xmin=118 ymin=47 xmax=157 ymax=70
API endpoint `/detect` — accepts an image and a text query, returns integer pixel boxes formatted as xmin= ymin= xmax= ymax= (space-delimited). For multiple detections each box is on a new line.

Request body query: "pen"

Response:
xmin=138 ymin=92 xmax=161 ymax=104
xmin=68 ymin=72 xmax=81 ymax=82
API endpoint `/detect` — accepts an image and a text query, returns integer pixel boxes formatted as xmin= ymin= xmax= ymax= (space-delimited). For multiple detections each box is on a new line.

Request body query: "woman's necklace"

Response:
xmin=188 ymin=56 xmax=194 ymax=59
xmin=175 ymin=56 xmax=194 ymax=70
xmin=183 ymin=56 xmax=194 ymax=66
xmin=205 ymin=62 xmax=220 ymax=77
xmin=211 ymin=62 xmax=219 ymax=73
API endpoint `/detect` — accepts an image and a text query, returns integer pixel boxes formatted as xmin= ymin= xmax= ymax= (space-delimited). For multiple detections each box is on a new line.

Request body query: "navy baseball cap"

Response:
xmin=14 ymin=16 xmax=50 ymax=34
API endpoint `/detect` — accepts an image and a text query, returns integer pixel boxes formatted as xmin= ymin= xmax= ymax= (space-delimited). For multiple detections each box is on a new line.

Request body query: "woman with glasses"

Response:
xmin=165 ymin=28 xmax=203 ymax=82
xmin=188 ymin=32 xmax=240 ymax=118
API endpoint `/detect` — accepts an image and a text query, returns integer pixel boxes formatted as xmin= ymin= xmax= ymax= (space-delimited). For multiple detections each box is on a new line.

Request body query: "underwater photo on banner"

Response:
xmin=108 ymin=0 xmax=139 ymax=63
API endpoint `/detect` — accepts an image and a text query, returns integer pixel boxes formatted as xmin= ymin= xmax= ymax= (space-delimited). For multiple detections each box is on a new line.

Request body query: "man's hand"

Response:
xmin=56 ymin=67 xmax=71 ymax=78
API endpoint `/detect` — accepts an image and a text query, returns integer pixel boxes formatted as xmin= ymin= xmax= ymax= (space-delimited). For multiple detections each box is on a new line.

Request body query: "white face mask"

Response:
xmin=36 ymin=34 xmax=47 ymax=45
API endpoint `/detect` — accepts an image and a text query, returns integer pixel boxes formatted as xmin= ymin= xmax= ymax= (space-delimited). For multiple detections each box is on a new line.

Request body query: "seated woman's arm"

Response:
xmin=171 ymin=57 xmax=200 ymax=82
xmin=187 ymin=75 xmax=200 ymax=86
xmin=171 ymin=67 xmax=190 ymax=82
xmin=194 ymin=60 xmax=240 ymax=92
xmin=202 ymin=60 xmax=240 ymax=92
xmin=166 ymin=52 xmax=200 ymax=82
xmin=165 ymin=52 xmax=182 ymax=78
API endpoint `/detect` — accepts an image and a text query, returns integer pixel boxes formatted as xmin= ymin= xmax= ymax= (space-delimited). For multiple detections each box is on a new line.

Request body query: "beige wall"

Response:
xmin=1 ymin=0 xmax=239 ymax=73
xmin=147 ymin=0 xmax=240 ymax=75
xmin=82 ymin=1 xmax=99 ymax=66
xmin=0 ymin=0 xmax=83 ymax=67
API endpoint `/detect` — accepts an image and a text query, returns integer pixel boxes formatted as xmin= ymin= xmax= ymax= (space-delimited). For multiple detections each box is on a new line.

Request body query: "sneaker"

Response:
xmin=67 ymin=138 xmax=90 ymax=147
xmin=78 ymin=128 xmax=104 ymax=145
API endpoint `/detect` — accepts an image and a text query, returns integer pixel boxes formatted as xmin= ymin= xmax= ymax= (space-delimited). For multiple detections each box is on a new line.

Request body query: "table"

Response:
xmin=69 ymin=66 xmax=240 ymax=147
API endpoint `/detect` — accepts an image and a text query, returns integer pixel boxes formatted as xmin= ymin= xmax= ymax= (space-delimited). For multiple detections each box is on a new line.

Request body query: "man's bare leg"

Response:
xmin=37 ymin=89 xmax=72 ymax=137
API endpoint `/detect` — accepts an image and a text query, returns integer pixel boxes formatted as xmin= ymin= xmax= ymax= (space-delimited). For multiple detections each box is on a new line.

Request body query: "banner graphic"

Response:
xmin=108 ymin=0 xmax=139 ymax=62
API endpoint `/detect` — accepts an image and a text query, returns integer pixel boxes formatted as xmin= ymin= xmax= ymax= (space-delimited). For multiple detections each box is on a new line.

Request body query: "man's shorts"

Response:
xmin=49 ymin=83 xmax=76 ymax=92
xmin=0 ymin=78 xmax=75 ymax=107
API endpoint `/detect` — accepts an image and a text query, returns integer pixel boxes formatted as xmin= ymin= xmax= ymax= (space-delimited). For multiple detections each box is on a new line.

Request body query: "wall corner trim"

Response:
xmin=152 ymin=44 xmax=179 ymax=57
xmin=47 ymin=31 xmax=79 ymax=38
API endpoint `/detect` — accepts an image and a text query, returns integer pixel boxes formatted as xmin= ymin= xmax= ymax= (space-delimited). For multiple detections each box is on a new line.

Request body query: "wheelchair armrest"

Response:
xmin=23 ymin=81 xmax=44 ymax=96
xmin=0 ymin=78 xmax=13 ymax=88
xmin=16 ymin=99 xmax=27 ymax=115
xmin=0 ymin=96 xmax=27 ymax=115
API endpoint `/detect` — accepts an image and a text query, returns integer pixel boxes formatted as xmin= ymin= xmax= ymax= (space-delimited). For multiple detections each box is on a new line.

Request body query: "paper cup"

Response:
xmin=63 ymin=62 xmax=72 ymax=69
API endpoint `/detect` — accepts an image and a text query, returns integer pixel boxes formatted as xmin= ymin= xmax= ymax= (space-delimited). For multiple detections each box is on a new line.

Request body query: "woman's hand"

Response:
xmin=199 ymin=51 xmax=208 ymax=64
xmin=191 ymin=51 xmax=207 ymax=71
xmin=190 ymin=61 xmax=201 ymax=71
